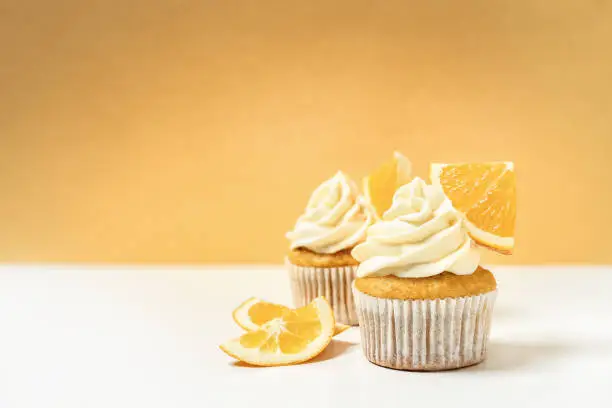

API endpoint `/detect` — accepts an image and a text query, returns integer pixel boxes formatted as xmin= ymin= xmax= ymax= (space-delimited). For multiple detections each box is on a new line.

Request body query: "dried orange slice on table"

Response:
xmin=431 ymin=162 xmax=516 ymax=254
xmin=233 ymin=297 xmax=350 ymax=336
xmin=363 ymin=151 xmax=412 ymax=218
xmin=220 ymin=297 xmax=336 ymax=366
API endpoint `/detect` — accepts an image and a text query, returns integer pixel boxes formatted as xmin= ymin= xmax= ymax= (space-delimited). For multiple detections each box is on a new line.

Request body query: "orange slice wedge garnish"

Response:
xmin=363 ymin=151 xmax=412 ymax=218
xmin=220 ymin=297 xmax=335 ymax=366
xmin=431 ymin=162 xmax=516 ymax=253
xmin=232 ymin=297 xmax=350 ymax=337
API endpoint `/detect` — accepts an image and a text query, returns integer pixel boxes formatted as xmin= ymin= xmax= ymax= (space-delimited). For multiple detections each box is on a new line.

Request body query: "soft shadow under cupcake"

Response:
xmin=464 ymin=340 xmax=574 ymax=372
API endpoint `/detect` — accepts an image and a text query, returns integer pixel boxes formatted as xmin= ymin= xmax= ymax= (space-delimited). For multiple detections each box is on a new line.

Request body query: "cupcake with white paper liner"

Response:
xmin=286 ymin=171 xmax=374 ymax=325
xmin=351 ymin=177 xmax=497 ymax=371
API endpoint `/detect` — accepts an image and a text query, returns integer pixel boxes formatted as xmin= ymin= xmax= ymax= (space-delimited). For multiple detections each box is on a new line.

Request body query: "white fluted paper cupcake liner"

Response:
xmin=286 ymin=260 xmax=359 ymax=325
xmin=353 ymin=286 xmax=497 ymax=371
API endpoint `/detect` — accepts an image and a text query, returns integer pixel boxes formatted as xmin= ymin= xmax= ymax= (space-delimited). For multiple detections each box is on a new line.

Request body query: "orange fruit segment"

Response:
xmin=220 ymin=297 xmax=335 ymax=366
xmin=431 ymin=162 xmax=516 ymax=253
xmin=233 ymin=297 xmax=350 ymax=337
xmin=363 ymin=151 xmax=412 ymax=218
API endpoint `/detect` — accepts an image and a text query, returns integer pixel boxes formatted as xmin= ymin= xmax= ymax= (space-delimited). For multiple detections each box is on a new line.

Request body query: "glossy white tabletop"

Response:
xmin=0 ymin=265 xmax=610 ymax=408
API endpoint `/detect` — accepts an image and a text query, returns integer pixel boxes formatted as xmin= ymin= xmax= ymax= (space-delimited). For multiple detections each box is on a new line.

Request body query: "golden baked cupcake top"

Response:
xmin=286 ymin=171 xmax=373 ymax=255
xmin=287 ymin=248 xmax=359 ymax=267
xmin=354 ymin=266 xmax=496 ymax=300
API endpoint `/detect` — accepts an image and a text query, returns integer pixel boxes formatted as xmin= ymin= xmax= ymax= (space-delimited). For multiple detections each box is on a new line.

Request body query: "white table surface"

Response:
xmin=0 ymin=265 xmax=611 ymax=408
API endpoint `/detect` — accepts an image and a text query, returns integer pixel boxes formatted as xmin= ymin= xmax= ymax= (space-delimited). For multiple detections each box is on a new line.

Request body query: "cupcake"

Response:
xmin=286 ymin=171 xmax=373 ymax=325
xmin=351 ymin=177 xmax=497 ymax=370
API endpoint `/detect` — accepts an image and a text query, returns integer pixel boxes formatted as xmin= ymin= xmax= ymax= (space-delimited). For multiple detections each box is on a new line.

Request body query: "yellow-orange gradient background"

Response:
xmin=1 ymin=1 xmax=611 ymax=264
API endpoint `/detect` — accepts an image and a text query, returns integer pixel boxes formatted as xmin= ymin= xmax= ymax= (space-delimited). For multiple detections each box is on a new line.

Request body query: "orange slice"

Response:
xmin=431 ymin=162 xmax=516 ymax=253
xmin=232 ymin=297 xmax=350 ymax=336
xmin=220 ymin=297 xmax=335 ymax=366
xmin=363 ymin=151 xmax=412 ymax=218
